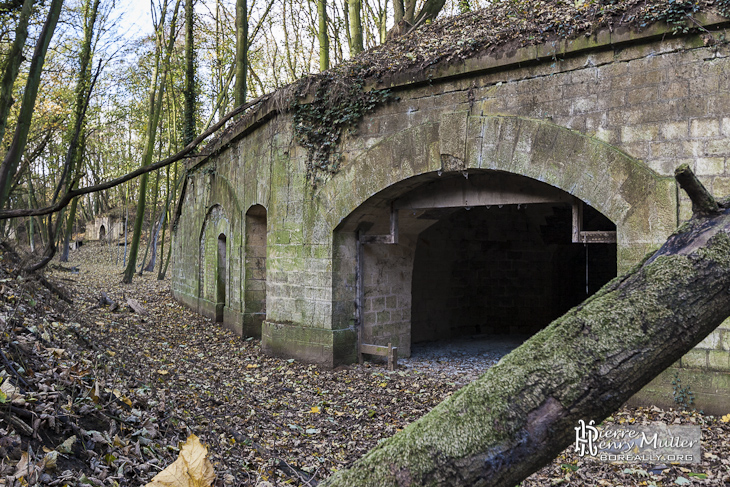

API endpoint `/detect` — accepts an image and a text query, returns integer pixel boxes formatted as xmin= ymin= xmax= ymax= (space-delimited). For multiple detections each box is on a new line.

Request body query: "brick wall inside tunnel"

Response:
xmin=410 ymin=204 xmax=617 ymax=343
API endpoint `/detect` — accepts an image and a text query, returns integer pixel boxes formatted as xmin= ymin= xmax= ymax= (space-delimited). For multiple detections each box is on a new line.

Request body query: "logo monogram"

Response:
xmin=574 ymin=419 xmax=599 ymax=457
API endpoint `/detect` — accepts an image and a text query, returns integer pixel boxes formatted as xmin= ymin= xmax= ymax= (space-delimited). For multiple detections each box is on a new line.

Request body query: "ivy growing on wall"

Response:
xmin=718 ymin=0 xmax=730 ymax=19
xmin=290 ymin=76 xmax=394 ymax=188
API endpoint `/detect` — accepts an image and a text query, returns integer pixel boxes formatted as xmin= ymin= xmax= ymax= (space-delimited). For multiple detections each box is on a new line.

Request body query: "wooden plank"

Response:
xmin=393 ymin=173 xmax=574 ymax=210
xmin=388 ymin=344 xmax=397 ymax=372
xmin=572 ymin=198 xmax=583 ymax=243
xmin=360 ymin=343 xmax=391 ymax=355
xmin=359 ymin=342 xmax=399 ymax=371
xmin=360 ymin=234 xmax=395 ymax=245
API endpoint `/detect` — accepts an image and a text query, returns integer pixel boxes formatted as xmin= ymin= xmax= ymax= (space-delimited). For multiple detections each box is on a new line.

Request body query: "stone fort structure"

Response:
xmin=172 ymin=11 xmax=730 ymax=413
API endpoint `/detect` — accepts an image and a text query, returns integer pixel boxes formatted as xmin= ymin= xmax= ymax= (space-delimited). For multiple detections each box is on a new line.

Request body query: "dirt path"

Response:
xmin=41 ymin=242 xmax=730 ymax=486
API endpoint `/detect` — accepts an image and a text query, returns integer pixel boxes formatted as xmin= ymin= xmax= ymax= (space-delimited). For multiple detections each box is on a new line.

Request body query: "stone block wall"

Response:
xmin=361 ymin=237 xmax=416 ymax=356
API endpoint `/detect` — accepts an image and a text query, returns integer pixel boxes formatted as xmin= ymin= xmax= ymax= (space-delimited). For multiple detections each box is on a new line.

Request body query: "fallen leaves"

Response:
xmin=146 ymin=435 xmax=215 ymax=487
xmin=2 ymin=242 xmax=730 ymax=486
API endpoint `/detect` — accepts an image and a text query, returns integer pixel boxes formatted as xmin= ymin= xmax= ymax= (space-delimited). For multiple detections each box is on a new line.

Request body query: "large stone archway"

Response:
xmin=324 ymin=115 xmax=676 ymax=265
xmin=324 ymin=115 xmax=675 ymax=361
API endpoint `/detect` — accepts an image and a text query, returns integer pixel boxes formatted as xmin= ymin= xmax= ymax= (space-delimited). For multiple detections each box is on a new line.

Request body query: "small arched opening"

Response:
xmin=216 ymin=234 xmax=227 ymax=322
xmin=99 ymin=224 xmax=106 ymax=240
xmin=244 ymin=205 xmax=267 ymax=337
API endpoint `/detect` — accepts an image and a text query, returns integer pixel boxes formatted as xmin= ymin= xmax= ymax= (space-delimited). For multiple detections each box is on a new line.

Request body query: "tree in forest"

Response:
xmin=318 ymin=0 xmax=329 ymax=71
xmin=319 ymin=168 xmax=730 ymax=486
xmin=235 ymin=0 xmax=248 ymax=106
xmin=59 ymin=0 xmax=103 ymax=262
xmin=0 ymin=0 xmax=64 ymax=210
xmin=123 ymin=0 xmax=183 ymax=284
xmin=0 ymin=0 xmax=33 ymax=147
xmin=184 ymin=0 xmax=196 ymax=145
xmin=348 ymin=0 xmax=363 ymax=55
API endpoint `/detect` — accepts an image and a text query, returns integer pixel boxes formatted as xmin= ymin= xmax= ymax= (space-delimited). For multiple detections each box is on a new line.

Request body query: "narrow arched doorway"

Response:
xmin=99 ymin=225 xmax=106 ymax=240
xmin=244 ymin=205 xmax=267 ymax=337
xmin=216 ymin=234 xmax=227 ymax=322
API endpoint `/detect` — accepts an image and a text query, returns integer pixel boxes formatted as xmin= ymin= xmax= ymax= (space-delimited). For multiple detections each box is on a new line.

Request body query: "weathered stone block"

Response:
xmin=660 ymin=121 xmax=689 ymax=140
xmin=691 ymin=118 xmax=721 ymax=138
xmin=708 ymin=350 xmax=730 ymax=371
xmin=697 ymin=331 xmax=721 ymax=350
xmin=621 ymin=124 xmax=659 ymax=143
xmin=695 ymin=157 xmax=724 ymax=176
xmin=681 ymin=349 xmax=708 ymax=369
xmin=706 ymin=139 xmax=730 ymax=155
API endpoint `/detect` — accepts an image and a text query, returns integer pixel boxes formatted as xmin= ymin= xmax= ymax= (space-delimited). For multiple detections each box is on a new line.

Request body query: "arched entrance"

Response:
xmin=336 ymin=170 xmax=617 ymax=358
xmin=99 ymin=224 xmax=106 ymax=240
xmin=244 ymin=205 xmax=267 ymax=337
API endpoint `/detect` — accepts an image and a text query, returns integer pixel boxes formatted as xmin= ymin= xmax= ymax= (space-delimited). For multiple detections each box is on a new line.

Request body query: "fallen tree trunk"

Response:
xmin=322 ymin=165 xmax=730 ymax=487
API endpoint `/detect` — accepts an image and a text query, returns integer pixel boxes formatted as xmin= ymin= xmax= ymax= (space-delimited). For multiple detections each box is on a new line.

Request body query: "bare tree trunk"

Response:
xmin=318 ymin=0 xmax=329 ymax=71
xmin=0 ymin=0 xmax=33 ymax=145
xmin=144 ymin=214 xmax=164 ymax=272
xmin=235 ymin=0 xmax=248 ymax=107
xmin=393 ymin=0 xmax=404 ymax=23
xmin=413 ymin=0 xmax=447 ymax=26
xmin=184 ymin=0 xmax=196 ymax=145
xmin=60 ymin=196 xmax=77 ymax=261
xmin=59 ymin=0 xmax=100 ymax=262
xmin=0 ymin=0 xmax=63 ymax=209
xmin=348 ymin=0 xmax=363 ymax=56
xmin=123 ymin=0 xmax=183 ymax=284
xmin=321 ymin=165 xmax=730 ymax=487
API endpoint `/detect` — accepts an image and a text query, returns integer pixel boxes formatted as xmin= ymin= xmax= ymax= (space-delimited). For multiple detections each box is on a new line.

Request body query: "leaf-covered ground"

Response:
xmin=0 ymin=241 xmax=729 ymax=486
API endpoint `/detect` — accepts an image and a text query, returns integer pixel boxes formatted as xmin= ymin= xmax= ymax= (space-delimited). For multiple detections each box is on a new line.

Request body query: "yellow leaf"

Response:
xmin=310 ymin=406 xmax=321 ymax=414
xmin=246 ymin=364 xmax=259 ymax=369
xmin=90 ymin=381 xmax=100 ymax=404
xmin=158 ymin=370 xmax=170 ymax=375
xmin=56 ymin=436 xmax=76 ymax=454
xmin=106 ymin=350 xmax=116 ymax=357
xmin=721 ymin=414 xmax=730 ymax=423
xmin=46 ymin=348 xmax=65 ymax=358
xmin=145 ymin=434 xmax=215 ymax=487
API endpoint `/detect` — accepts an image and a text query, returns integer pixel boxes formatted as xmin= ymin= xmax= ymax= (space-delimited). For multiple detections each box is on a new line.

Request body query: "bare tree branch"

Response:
xmin=0 ymin=94 xmax=270 ymax=220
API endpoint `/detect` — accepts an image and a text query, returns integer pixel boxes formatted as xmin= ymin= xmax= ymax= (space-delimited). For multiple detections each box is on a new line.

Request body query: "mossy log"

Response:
xmin=321 ymin=169 xmax=730 ymax=487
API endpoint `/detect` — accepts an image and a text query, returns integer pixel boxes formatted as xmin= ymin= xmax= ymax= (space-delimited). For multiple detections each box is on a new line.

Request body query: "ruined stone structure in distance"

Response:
xmin=172 ymin=10 xmax=730 ymax=413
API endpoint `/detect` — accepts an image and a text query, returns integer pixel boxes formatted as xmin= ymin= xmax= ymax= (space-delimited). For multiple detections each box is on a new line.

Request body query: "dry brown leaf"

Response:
xmin=145 ymin=435 xmax=215 ymax=487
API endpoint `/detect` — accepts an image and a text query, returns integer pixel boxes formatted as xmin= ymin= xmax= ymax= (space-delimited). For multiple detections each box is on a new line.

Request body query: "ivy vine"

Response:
xmin=718 ymin=0 xmax=730 ymax=19
xmin=656 ymin=0 xmax=701 ymax=34
xmin=290 ymin=76 xmax=394 ymax=188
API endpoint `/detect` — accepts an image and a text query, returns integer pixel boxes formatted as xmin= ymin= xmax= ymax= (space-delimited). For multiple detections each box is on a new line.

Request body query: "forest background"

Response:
xmin=0 ymin=0 xmax=471 ymax=279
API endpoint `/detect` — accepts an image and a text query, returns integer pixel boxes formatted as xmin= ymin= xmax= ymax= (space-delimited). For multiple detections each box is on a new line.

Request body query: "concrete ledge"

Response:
xmin=198 ymin=298 xmax=219 ymax=322
xmin=262 ymin=321 xmax=357 ymax=368
xmin=223 ymin=308 xmax=245 ymax=337
xmin=629 ymin=367 xmax=730 ymax=416
xmin=171 ymin=290 xmax=199 ymax=315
